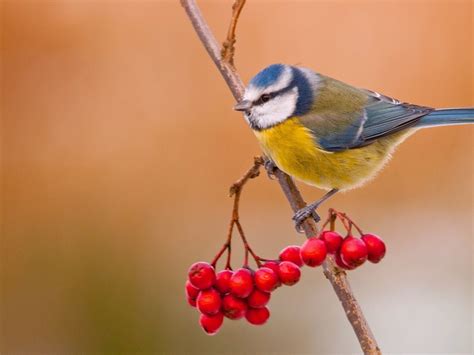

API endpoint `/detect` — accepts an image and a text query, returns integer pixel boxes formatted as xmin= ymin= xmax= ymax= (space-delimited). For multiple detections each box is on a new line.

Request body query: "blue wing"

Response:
xmin=316 ymin=89 xmax=433 ymax=152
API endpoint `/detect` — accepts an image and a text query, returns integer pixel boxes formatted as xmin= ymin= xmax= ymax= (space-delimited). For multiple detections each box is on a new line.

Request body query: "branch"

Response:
xmin=180 ymin=0 xmax=243 ymax=100
xmin=180 ymin=1 xmax=380 ymax=353
xmin=221 ymin=0 xmax=247 ymax=65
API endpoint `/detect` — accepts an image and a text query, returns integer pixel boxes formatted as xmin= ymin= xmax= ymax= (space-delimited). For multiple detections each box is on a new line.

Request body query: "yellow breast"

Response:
xmin=254 ymin=117 xmax=410 ymax=190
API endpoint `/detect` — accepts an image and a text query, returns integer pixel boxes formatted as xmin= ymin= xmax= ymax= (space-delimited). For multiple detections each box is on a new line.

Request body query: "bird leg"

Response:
xmin=292 ymin=188 xmax=339 ymax=232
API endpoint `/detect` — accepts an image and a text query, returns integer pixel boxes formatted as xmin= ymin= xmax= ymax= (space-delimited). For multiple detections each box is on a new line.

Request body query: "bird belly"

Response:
xmin=254 ymin=118 xmax=411 ymax=190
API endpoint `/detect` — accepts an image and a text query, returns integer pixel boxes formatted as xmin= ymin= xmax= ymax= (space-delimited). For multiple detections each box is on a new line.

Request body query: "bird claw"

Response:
xmin=292 ymin=206 xmax=321 ymax=233
xmin=263 ymin=158 xmax=277 ymax=180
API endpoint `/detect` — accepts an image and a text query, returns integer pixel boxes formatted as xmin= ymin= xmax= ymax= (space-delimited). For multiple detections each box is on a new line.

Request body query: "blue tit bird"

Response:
xmin=234 ymin=64 xmax=474 ymax=230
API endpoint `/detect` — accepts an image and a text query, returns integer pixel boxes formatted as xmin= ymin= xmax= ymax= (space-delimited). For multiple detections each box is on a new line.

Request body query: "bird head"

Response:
xmin=234 ymin=64 xmax=317 ymax=130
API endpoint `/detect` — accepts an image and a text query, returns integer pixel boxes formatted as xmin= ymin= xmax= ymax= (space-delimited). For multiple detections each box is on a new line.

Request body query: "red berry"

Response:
xmin=278 ymin=261 xmax=301 ymax=286
xmin=254 ymin=267 xmax=279 ymax=292
xmin=261 ymin=261 xmax=281 ymax=287
xmin=361 ymin=234 xmax=386 ymax=263
xmin=335 ymin=251 xmax=355 ymax=270
xmin=245 ymin=307 xmax=270 ymax=325
xmin=215 ymin=269 xmax=233 ymax=294
xmin=185 ymin=280 xmax=200 ymax=300
xmin=300 ymin=237 xmax=327 ymax=267
xmin=188 ymin=262 xmax=216 ymax=290
xmin=187 ymin=297 xmax=197 ymax=307
xmin=199 ymin=312 xmax=224 ymax=335
xmin=319 ymin=231 xmax=343 ymax=253
xmin=196 ymin=288 xmax=222 ymax=315
xmin=279 ymin=245 xmax=304 ymax=267
xmin=340 ymin=236 xmax=368 ymax=268
xmin=247 ymin=289 xmax=271 ymax=308
xmin=222 ymin=294 xmax=247 ymax=320
xmin=261 ymin=261 xmax=279 ymax=274
xmin=229 ymin=268 xmax=254 ymax=298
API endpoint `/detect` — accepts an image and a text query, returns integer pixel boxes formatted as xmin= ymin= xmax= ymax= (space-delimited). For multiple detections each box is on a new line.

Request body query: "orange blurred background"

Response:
xmin=1 ymin=0 xmax=472 ymax=353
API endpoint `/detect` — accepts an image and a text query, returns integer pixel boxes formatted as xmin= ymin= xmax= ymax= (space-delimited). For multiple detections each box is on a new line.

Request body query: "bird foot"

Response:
xmin=263 ymin=158 xmax=277 ymax=180
xmin=292 ymin=205 xmax=321 ymax=233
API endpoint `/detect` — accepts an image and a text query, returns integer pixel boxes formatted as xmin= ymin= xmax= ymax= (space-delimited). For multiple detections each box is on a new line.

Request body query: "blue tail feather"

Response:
xmin=417 ymin=108 xmax=474 ymax=128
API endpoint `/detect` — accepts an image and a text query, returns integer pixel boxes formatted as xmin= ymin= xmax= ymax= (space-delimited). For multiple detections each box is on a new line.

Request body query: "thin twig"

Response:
xmin=221 ymin=0 xmax=246 ymax=65
xmin=323 ymin=208 xmax=366 ymax=236
xmin=230 ymin=157 xmax=265 ymax=268
xmin=338 ymin=211 xmax=365 ymax=235
xmin=180 ymin=1 xmax=381 ymax=353
xmin=235 ymin=219 xmax=262 ymax=268
xmin=213 ymin=157 xmax=265 ymax=269
xmin=229 ymin=156 xmax=264 ymax=199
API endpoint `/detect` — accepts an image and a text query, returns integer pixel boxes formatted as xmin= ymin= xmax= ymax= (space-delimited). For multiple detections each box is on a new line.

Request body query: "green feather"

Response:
xmin=297 ymin=76 xmax=432 ymax=152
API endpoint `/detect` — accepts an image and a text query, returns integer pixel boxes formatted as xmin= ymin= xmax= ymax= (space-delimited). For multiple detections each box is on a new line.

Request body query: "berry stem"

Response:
xmin=211 ymin=243 xmax=228 ymax=268
xmin=212 ymin=157 xmax=265 ymax=269
xmin=330 ymin=212 xmax=336 ymax=231
xmin=320 ymin=209 xmax=337 ymax=233
xmin=257 ymin=257 xmax=278 ymax=263
xmin=211 ymin=215 xmax=234 ymax=268
xmin=235 ymin=220 xmax=262 ymax=268
xmin=338 ymin=212 xmax=364 ymax=235
xmin=225 ymin=244 xmax=232 ymax=269
xmin=327 ymin=208 xmax=365 ymax=235
xmin=344 ymin=215 xmax=364 ymax=235
xmin=244 ymin=247 xmax=249 ymax=267
xmin=337 ymin=213 xmax=352 ymax=232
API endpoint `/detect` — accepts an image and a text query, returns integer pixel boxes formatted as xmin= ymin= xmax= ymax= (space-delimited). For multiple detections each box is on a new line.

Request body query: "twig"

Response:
xmin=229 ymin=157 xmax=264 ymax=268
xmin=180 ymin=1 xmax=381 ymax=353
xmin=229 ymin=156 xmax=264 ymax=199
xmin=221 ymin=0 xmax=246 ymax=65
xmin=337 ymin=210 xmax=365 ymax=235
xmin=212 ymin=157 xmax=265 ymax=269
xmin=321 ymin=208 xmax=366 ymax=236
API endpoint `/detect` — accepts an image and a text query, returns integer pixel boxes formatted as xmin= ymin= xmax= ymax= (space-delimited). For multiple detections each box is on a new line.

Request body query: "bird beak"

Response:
xmin=234 ymin=100 xmax=252 ymax=112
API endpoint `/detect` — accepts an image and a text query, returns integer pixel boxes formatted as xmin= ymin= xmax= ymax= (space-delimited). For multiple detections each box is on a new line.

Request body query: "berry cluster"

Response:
xmin=333 ymin=233 xmax=386 ymax=269
xmin=185 ymin=245 xmax=305 ymax=335
xmin=319 ymin=209 xmax=387 ymax=270
xmin=185 ymin=206 xmax=386 ymax=335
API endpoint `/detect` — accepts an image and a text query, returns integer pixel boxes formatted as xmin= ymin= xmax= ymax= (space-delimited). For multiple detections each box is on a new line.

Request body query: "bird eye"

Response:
xmin=256 ymin=93 xmax=272 ymax=105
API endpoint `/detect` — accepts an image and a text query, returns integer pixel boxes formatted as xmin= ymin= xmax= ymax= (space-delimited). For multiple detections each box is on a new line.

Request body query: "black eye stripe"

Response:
xmin=254 ymin=93 xmax=271 ymax=106
xmin=253 ymin=85 xmax=295 ymax=106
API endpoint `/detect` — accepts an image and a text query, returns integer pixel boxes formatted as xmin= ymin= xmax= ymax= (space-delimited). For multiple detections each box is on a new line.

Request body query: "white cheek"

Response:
xmin=254 ymin=87 xmax=298 ymax=129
